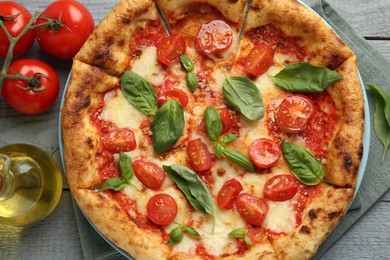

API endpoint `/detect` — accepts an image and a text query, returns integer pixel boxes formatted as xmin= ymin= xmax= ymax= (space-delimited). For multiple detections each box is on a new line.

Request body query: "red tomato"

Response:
xmin=243 ymin=43 xmax=274 ymax=76
xmin=235 ymin=193 xmax=269 ymax=226
xmin=2 ymin=59 xmax=59 ymax=114
xmin=34 ymin=0 xmax=94 ymax=59
xmin=103 ymin=128 xmax=137 ymax=153
xmin=147 ymin=193 xmax=178 ymax=225
xmin=217 ymin=179 xmax=243 ymax=210
xmin=218 ymin=108 xmax=233 ymax=134
xmin=158 ymin=88 xmax=189 ymax=108
xmin=277 ymin=94 xmax=315 ymax=133
xmin=0 ymin=2 xmax=35 ymax=57
xmin=187 ymin=138 xmax=212 ymax=172
xmin=249 ymin=138 xmax=281 ymax=168
xmin=132 ymin=159 xmax=166 ymax=190
xmin=157 ymin=34 xmax=186 ymax=66
xmin=264 ymin=174 xmax=298 ymax=201
xmin=197 ymin=20 xmax=233 ymax=54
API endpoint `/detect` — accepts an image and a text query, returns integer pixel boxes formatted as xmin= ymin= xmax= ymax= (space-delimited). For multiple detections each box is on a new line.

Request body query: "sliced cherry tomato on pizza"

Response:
xmin=132 ymin=159 xmax=166 ymax=190
xmin=218 ymin=108 xmax=233 ymax=134
xmin=158 ymin=88 xmax=189 ymax=108
xmin=187 ymin=138 xmax=212 ymax=172
xmin=249 ymin=138 xmax=281 ymax=168
xmin=0 ymin=2 xmax=35 ymax=57
xmin=235 ymin=193 xmax=269 ymax=226
xmin=197 ymin=20 xmax=233 ymax=54
xmin=217 ymin=179 xmax=243 ymax=210
xmin=147 ymin=193 xmax=178 ymax=225
xmin=277 ymin=94 xmax=315 ymax=134
xmin=243 ymin=43 xmax=274 ymax=76
xmin=157 ymin=34 xmax=186 ymax=66
xmin=264 ymin=174 xmax=298 ymax=201
xmin=103 ymin=128 xmax=137 ymax=153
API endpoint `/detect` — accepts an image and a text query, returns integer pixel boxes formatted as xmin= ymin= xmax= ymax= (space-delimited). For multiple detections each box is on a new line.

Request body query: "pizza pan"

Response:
xmin=58 ymin=5 xmax=370 ymax=260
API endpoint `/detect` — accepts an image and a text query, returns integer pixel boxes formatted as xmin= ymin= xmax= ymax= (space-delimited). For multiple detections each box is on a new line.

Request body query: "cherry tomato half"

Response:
xmin=197 ymin=20 xmax=233 ymax=54
xmin=187 ymin=138 xmax=212 ymax=172
xmin=157 ymin=34 xmax=186 ymax=66
xmin=243 ymin=43 xmax=274 ymax=76
xmin=264 ymin=174 xmax=298 ymax=201
xmin=2 ymin=59 xmax=59 ymax=114
xmin=235 ymin=193 xmax=269 ymax=226
xmin=103 ymin=128 xmax=137 ymax=153
xmin=34 ymin=0 xmax=94 ymax=59
xmin=0 ymin=2 xmax=35 ymax=57
xmin=249 ymin=138 xmax=281 ymax=168
xmin=132 ymin=159 xmax=166 ymax=190
xmin=198 ymin=108 xmax=233 ymax=135
xmin=147 ymin=193 xmax=178 ymax=226
xmin=217 ymin=179 xmax=243 ymax=210
xmin=158 ymin=88 xmax=189 ymax=108
xmin=277 ymin=94 xmax=315 ymax=134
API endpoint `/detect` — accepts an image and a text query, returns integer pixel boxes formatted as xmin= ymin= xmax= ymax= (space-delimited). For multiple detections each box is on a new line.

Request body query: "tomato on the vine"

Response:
xmin=2 ymin=59 xmax=59 ymax=114
xmin=0 ymin=1 xmax=36 ymax=57
xmin=34 ymin=0 xmax=94 ymax=59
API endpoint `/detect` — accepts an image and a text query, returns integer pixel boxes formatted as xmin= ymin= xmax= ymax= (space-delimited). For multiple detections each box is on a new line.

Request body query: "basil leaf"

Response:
xmin=119 ymin=152 xmax=133 ymax=181
xmin=215 ymin=143 xmax=225 ymax=159
xmin=181 ymin=55 xmax=194 ymax=71
xmin=222 ymin=76 xmax=264 ymax=120
xmin=182 ymin=225 xmax=200 ymax=237
xmin=223 ymin=149 xmax=256 ymax=172
xmin=228 ymin=228 xmax=247 ymax=238
xmin=187 ymin=71 xmax=198 ymax=93
xmin=150 ymin=100 xmax=185 ymax=154
xmin=168 ymin=227 xmax=183 ymax=246
xmin=99 ymin=177 xmax=127 ymax=191
xmin=204 ymin=106 xmax=222 ymax=141
xmin=367 ymin=83 xmax=390 ymax=163
xmin=244 ymin=235 xmax=252 ymax=247
xmin=220 ymin=134 xmax=238 ymax=146
xmin=272 ymin=62 xmax=343 ymax=92
xmin=282 ymin=142 xmax=324 ymax=185
xmin=121 ymin=71 xmax=158 ymax=115
xmin=163 ymin=164 xmax=215 ymax=218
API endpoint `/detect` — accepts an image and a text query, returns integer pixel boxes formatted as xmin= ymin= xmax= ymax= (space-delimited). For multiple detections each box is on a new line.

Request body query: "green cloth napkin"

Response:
xmin=71 ymin=0 xmax=390 ymax=259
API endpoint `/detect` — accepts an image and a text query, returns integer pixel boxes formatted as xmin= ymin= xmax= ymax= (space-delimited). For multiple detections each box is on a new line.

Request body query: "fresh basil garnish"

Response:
xmin=228 ymin=228 xmax=252 ymax=247
xmin=182 ymin=225 xmax=200 ymax=237
xmin=99 ymin=177 xmax=128 ymax=191
xmin=204 ymin=106 xmax=222 ymax=141
xmin=168 ymin=226 xmax=183 ymax=246
xmin=282 ymin=141 xmax=324 ymax=185
xmin=181 ymin=55 xmax=194 ymax=72
xmin=222 ymin=76 xmax=264 ymax=121
xmin=120 ymin=71 xmax=158 ymax=115
xmin=215 ymin=143 xmax=225 ymax=159
xmin=368 ymin=83 xmax=390 ymax=163
xmin=272 ymin=62 xmax=343 ymax=92
xmin=187 ymin=71 xmax=198 ymax=93
xmin=223 ymin=149 xmax=256 ymax=172
xmin=163 ymin=164 xmax=216 ymax=229
xmin=220 ymin=134 xmax=238 ymax=146
xmin=150 ymin=100 xmax=185 ymax=154
xmin=119 ymin=152 xmax=133 ymax=181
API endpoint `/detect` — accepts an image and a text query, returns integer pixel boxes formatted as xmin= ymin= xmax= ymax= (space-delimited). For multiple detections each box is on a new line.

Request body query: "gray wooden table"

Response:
xmin=1 ymin=0 xmax=389 ymax=259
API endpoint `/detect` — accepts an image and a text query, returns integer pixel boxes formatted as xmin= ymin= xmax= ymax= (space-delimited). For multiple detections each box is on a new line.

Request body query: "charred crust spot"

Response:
xmin=358 ymin=144 xmax=363 ymax=159
xmin=328 ymin=211 xmax=342 ymax=220
xmin=85 ymin=137 xmax=94 ymax=148
xmin=250 ymin=4 xmax=262 ymax=12
xmin=217 ymin=168 xmax=226 ymax=177
xmin=309 ymin=209 xmax=318 ymax=219
xmin=132 ymin=49 xmax=143 ymax=60
xmin=300 ymin=226 xmax=311 ymax=234
xmin=122 ymin=18 xmax=130 ymax=24
xmin=343 ymin=154 xmax=352 ymax=171
xmin=118 ymin=39 xmax=125 ymax=47
xmin=228 ymin=0 xmax=238 ymax=3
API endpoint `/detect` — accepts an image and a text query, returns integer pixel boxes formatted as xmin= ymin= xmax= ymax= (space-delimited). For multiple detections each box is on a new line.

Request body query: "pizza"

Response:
xmin=61 ymin=0 xmax=365 ymax=259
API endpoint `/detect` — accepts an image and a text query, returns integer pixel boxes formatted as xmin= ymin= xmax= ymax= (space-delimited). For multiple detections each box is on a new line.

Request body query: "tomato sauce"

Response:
xmin=247 ymin=24 xmax=308 ymax=61
xmin=292 ymin=184 xmax=321 ymax=226
xmin=129 ymin=20 xmax=167 ymax=52
xmin=195 ymin=244 xmax=216 ymax=260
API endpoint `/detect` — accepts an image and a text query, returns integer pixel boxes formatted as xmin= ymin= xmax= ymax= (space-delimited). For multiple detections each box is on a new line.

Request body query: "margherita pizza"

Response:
xmin=61 ymin=0 xmax=365 ymax=259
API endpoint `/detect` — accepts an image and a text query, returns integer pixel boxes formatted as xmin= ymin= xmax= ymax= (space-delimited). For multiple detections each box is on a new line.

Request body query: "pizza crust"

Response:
xmin=245 ymin=0 xmax=353 ymax=68
xmin=325 ymin=55 xmax=364 ymax=187
xmin=62 ymin=60 xmax=119 ymax=190
xmin=75 ymin=0 xmax=160 ymax=76
xmin=271 ymin=184 xmax=354 ymax=259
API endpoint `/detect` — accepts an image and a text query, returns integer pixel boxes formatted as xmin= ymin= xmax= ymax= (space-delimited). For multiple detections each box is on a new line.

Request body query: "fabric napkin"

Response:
xmin=71 ymin=1 xmax=390 ymax=259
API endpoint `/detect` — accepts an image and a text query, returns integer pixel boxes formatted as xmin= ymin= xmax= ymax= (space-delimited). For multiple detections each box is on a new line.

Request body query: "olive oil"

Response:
xmin=0 ymin=144 xmax=62 ymax=226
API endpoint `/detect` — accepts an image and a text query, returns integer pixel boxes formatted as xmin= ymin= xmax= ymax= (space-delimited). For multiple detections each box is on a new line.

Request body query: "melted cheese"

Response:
xmin=262 ymin=201 xmax=296 ymax=233
xmin=130 ymin=46 xmax=164 ymax=86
